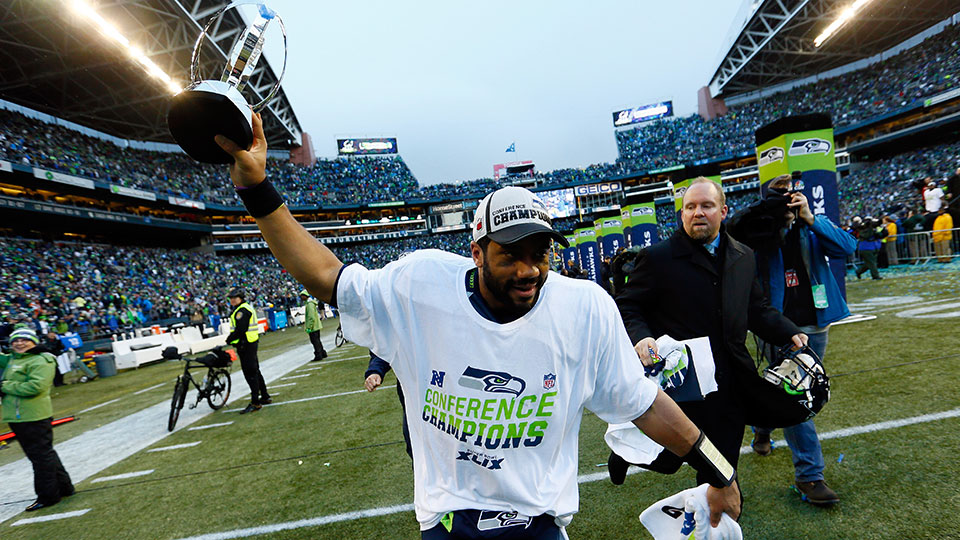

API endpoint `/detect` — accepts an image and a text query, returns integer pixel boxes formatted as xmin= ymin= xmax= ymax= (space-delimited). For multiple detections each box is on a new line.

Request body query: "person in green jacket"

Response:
xmin=1 ymin=328 xmax=74 ymax=511
xmin=301 ymin=290 xmax=328 ymax=362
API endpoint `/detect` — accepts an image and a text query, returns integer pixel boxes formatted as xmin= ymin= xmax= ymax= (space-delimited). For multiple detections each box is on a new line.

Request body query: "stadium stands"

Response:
xmin=616 ymin=22 xmax=960 ymax=173
xmin=0 ymin=233 xmax=470 ymax=342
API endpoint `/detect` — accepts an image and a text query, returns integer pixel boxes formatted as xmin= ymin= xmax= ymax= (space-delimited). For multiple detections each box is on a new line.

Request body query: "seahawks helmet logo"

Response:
xmin=758 ymin=146 xmax=784 ymax=166
xmin=459 ymin=367 xmax=526 ymax=396
xmin=788 ymin=138 xmax=832 ymax=156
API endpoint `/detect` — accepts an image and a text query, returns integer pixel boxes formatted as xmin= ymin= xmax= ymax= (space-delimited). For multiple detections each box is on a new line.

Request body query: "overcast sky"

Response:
xmin=254 ymin=1 xmax=750 ymax=185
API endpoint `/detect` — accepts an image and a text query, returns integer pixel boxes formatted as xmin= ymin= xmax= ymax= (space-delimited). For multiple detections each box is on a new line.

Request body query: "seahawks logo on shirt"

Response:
xmin=459 ymin=367 xmax=526 ymax=396
xmin=477 ymin=510 xmax=532 ymax=531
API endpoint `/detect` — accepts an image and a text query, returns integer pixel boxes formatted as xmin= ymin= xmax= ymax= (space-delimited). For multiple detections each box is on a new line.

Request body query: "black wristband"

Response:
xmin=682 ymin=431 xmax=737 ymax=488
xmin=236 ymin=179 xmax=285 ymax=218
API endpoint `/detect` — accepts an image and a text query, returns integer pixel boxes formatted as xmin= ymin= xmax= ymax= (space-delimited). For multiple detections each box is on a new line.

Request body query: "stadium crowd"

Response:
xmin=1 ymin=23 xmax=958 ymax=212
xmin=0 ymin=233 xmax=476 ymax=342
xmin=616 ymin=21 xmax=960 ymax=173
xmin=839 ymin=140 xmax=960 ymax=219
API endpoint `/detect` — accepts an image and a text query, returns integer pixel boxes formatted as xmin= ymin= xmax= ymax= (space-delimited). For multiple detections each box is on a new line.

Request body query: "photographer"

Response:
xmin=854 ymin=216 xmax=887 ymax=280
xmin=729 ymin=174 xmax=856 ymax=505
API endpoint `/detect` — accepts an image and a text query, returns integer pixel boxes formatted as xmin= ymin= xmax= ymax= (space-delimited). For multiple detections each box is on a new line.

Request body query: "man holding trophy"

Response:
xmin=169 ymin=3 xmax=741 ymax=538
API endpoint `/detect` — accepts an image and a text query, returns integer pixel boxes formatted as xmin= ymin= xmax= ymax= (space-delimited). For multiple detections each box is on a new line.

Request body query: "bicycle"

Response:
xmin=335 ymin=323 xmax=347 ymax=348
xmin=162 ymin=346 xmax=233 ymax=431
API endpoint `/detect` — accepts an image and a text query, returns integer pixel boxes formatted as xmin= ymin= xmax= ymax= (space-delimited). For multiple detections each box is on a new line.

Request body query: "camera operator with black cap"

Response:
xmin=728 ymin=173 xmax=856 ymax=505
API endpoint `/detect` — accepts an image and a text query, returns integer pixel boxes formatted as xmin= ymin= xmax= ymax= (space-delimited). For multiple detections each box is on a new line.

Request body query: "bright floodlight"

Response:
xmin=814 ymin=0 xmax=877 ymax=48
xmin=68 ymin=0 xmax=182 ymax=94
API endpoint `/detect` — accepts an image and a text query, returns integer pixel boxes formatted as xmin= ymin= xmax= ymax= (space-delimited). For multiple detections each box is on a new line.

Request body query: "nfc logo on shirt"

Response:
xmin=431 ymin=370 xmax=446 ymax=388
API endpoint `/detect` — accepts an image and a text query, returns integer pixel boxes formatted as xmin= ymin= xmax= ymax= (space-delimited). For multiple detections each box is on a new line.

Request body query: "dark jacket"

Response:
xmin=364 ymin=352 xmax=391 ymax=380
xmin=616 ymin=227 xmax=800 ymax=379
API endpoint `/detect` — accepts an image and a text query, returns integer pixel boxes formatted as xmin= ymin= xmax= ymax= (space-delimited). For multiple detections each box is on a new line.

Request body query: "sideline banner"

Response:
xmin=623 ymin=192 xmax=658 ymax=248
xmin=596 ymin=210 xmax=625 ymax=259
xmin=755 ymin=113 xmax=845 ymax=297
xmin=561 ymin=232 xmax=579 ymax=270
xmin=575 ymin=220 xmax=601 ymax=283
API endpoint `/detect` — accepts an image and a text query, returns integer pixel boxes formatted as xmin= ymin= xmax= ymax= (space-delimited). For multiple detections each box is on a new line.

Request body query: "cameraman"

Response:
xmin=730 ymin=174 xmax=856 ymax=505
xmin=854 ymin=216 xmax=887 ymax=280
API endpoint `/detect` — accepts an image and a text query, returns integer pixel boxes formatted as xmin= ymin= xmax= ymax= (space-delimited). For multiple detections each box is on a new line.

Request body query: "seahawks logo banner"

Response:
xmin=622 ymin=191 xmax=658 ymax=248
xmin=754 ymin=113 xmax=846 ymax=298
xmin=594 ymin=210 xmax=625 ymax=260
xmin=575 ymin=220 xmax=602 ymax=283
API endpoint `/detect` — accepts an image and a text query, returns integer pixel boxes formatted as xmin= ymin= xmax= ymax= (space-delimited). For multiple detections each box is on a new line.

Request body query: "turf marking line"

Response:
xmin=280 ymin=374 xmax=312 ymax=380
xmin=188 ymin=422 xmax=234 ymax=431
xmin=298 ymin=366 xmax=324 ymax=372
xmin=91 ymin=470 xmax=154 ymax=483
xmin=224 ymin=385 xmax=398 ymax=412
xmin=174 ymin=407 xmax=960 ymax=540
xmin=10 ymin=509 xmax=91 ymax=526
xmin=147 ymin=441 xmax=201 ymax=453
xmin=269 ymin=383 xmax=298 ymax=389
xmin=174 ymin=504 xmax=415 ymax=540
xmin=132 ymin=383 xmax=166 ymax=395
xmin=77 ymin=398 xmax=122 ymax=414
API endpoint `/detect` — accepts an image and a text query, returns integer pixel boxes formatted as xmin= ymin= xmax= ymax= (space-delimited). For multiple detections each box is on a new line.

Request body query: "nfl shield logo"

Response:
xmin=543 ymin=373 xmax=556 ymax=389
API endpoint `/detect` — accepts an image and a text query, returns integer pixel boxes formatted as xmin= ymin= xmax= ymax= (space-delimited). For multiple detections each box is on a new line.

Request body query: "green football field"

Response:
xmin=2 ymin=264 xmax=959 ymax=539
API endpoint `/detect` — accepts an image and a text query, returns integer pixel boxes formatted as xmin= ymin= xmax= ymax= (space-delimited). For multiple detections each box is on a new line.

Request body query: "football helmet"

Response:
xmin=763 ymin=344 xmax=830 ymax=420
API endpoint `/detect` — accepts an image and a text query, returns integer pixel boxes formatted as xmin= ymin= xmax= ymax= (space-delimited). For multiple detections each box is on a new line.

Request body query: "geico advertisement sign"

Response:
xmin=574 ymin=182 xmax=622 ymax=197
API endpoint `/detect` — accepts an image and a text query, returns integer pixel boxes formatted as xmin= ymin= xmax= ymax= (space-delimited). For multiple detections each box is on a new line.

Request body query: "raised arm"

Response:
xmin=215 ymin=112 xmax=343 ymax=304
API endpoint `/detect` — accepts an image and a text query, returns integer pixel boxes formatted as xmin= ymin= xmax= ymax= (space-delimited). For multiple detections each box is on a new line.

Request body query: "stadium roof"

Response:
xmin=0 ymin=0 xmax=302 ymax=148
xmin=709 ymin=0 xmax=959 ymax=97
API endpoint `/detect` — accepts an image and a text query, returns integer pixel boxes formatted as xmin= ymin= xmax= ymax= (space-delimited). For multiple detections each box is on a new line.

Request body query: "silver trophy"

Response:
xmin=167 ymin=2 xmax=287 ymax=164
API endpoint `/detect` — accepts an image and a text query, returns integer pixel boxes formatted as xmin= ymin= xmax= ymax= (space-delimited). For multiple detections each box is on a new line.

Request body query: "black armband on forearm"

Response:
xmin=682 ymin=431 xmax=737 ymax=488
xmin=236 ymin=179 xmax=285 ymax=218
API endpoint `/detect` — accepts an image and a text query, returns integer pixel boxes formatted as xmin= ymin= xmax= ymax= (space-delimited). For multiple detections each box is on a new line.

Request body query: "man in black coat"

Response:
xmin=613 ymin=178 xmax=807 ymax=487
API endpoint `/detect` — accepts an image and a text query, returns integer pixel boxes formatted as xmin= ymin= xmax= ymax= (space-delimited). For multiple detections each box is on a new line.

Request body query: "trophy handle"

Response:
xmin=188 ymin=1 xmax=287 ymax=113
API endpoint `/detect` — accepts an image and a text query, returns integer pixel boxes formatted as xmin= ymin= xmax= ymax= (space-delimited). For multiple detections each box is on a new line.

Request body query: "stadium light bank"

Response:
xmin=814 ymin=0 xmax=877 ymax=48
xmin=68 ymin=0 xmax=182 ymax=95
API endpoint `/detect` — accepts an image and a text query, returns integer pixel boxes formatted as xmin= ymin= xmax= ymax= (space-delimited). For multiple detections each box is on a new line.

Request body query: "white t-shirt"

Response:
xmin=336 ymin=249 xmax=658 ymax=530
xmin=925 ymin=187 xmax=944 ymax=212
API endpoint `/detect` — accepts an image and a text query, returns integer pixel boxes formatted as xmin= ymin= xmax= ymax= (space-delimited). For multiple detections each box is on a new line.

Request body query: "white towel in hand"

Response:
xmin=639 ymin=484 xmax=742 ymax=540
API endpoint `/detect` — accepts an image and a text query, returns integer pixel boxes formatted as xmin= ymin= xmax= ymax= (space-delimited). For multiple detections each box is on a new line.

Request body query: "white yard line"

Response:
xmin=224 ymin=385 xmax=398 ymax=413
xmin=298 ymin=366 xmax=324 ymax=372
xmin=322 ymin=355 xmax=368 ymax=364
xmin=132 ymin=383 xmax=167 ymax=396
xmin=146 ymin=441 xmax=201 ymax=453
xmin=0 ymin=343 xmax=314 ymax=525
xmin=188 ymin=422 xmax=234 ymax=431
xmin=280 ymin=374 xmax=312 ymax=380
xmin=10 ymin=509 xmax=91 ymax=526
xmin=77 ymin=398 xmax=122 ymax=415
xmin=90 ymin=470 xmax=154 ymax=484
xmin=174 ymin=407 xmax=960 ymax=540
xmin=172 ymin=504 xmax=415 ymax=540
xmin=269 ymin=383 xmax=298 ymax=389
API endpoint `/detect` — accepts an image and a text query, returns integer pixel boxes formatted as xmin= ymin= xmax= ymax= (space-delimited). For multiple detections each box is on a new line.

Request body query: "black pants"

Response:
xmin=237 ymin=341 xmax=269 ymax=405
xmin=856 ymin=250 xmax=880 ymax=278
xmin=421 ymin=510 xmax=564 ymax=539
xmin=308 ymin=331 xmax=327 ymax=361
xmin=396 ymin=383 xmax=412 ymax=460
xmin=10 ymin=418 xmax=74 ymax=503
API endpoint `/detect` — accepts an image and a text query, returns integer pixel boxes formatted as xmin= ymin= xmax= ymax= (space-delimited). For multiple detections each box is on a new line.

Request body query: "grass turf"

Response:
xmin=3 ymin=267 xmax=960 ymax=539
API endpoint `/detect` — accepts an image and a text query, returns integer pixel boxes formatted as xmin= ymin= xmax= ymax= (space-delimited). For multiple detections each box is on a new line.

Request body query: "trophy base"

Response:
xmin=167 ymin=82 xmax=253 ymax=164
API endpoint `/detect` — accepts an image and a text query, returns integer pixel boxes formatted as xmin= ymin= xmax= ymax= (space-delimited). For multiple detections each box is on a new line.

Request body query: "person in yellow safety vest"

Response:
xmin=226 ymin=288 xmax=271 ymax=414
xmin=881 ymin=216 xmax=898 ymax=266
xmin=300 ymin=290 xmax=328 ymax=362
